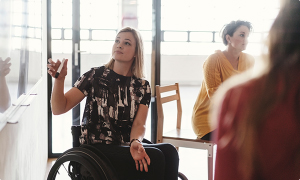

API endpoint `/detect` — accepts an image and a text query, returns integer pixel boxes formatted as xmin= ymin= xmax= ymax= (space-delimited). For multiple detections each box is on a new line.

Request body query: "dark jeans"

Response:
xmin=201 ymin=130 xmax=215 ymax=141
xmin=92 ymin=143 xmax=179 ymax=180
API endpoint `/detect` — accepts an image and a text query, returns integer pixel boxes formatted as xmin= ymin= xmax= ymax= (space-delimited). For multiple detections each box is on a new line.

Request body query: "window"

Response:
xmin=161 ymin=0 xmax=280 ymax=55
xmin=0 ymin=0 xmax=42 ymax=117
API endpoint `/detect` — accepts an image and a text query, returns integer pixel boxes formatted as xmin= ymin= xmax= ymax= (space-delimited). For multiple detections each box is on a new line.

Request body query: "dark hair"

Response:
xmin=221 ymin=20 xmax=252 ymax=46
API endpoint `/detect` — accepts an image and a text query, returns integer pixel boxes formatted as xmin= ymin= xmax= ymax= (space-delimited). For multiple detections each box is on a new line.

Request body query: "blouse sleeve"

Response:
xmin=139 ymin=79 xmax=151 ymax=107
xmin=74 ymin=68 xmax=95 ymax=96
xmin=203 ymin=54 xmax=222 ymax=98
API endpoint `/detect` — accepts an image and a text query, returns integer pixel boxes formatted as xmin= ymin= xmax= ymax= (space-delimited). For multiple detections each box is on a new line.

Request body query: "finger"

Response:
xmin=4 ymin=57 xmax=11 ymax=63
xmin=135 ymin=160 xmax=139 ymax=171
xmin=139 ymin=160 xmax=143 ymax=172
xmin=64 ymin=59 xmax=68 ymax=66
xmin=47 ymin=64 xmax=55 ymax=71
xmin=144 ymin=153 xmax=151 ymax=165
xmin=48 ymin=59 xmax=58 ymax=68
xmin=48 ymin=58 xmax=54 ymax=64
xmin=55 ymin=59 xmax=62 ymax=67
xmin=3 ymin=63 xmax=11 ymax=69
xmin=48 ymin=70 xmax=54 ymax=77
xmin=49 ymin=58 xmax=61 ymax=68
xmin=47 ymin=63 xmax=52 ymax=69
xmin=48 ymin=70 xmax=52 ymax=76
xmin=62 ymin=59 xmax=68 ymax=70
xmin=142 ymin=158 xmax=148 ymax=172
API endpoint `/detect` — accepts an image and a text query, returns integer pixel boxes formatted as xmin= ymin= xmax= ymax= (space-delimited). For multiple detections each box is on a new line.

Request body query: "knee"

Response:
xmin=145 ymin=147 xmax=165 ymax=162
xmin=144 ymin=147 xmax=166 ymax=171
xmin=158 ymin=143 xmax=179 ymax=161
xmin=160 ymin=143 xmax=178 ymax=154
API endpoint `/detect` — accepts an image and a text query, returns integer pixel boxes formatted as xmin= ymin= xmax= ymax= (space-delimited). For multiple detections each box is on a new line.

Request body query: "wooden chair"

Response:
xmin=156 ymin=83 xmax=215 ymax=180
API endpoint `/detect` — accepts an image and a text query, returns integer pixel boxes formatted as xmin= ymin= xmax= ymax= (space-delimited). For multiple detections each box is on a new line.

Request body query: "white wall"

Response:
xmin=51 ymin=54 xmax=207 ymax=86
xmin=51 ymin=53 xmax=262 ymax=87
xmin=0 ymin=77 xmax=48 ymax=180
xmin=0 ymin=0 xmax=48 ymax=179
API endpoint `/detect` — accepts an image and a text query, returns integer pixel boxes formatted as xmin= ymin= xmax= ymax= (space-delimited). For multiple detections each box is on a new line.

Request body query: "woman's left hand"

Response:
xmin=0 ymin=57 xmax=11 ymax=77
xmin=130 ymin=141 xmax=151 ymax=172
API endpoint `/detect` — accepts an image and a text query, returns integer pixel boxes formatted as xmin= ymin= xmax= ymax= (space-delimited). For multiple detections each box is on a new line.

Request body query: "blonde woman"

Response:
xmin=212 ymin=0 xmax=300 ymax=179
xmin=48 ymin=27 xmax=179 ymax=180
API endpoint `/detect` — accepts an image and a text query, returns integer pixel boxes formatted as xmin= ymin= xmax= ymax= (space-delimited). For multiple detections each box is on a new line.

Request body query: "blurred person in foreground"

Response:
xmin=211 ymin=0 xmax=300 ymax=179
xmin=192 ymin=20 xmax=255 ymax=140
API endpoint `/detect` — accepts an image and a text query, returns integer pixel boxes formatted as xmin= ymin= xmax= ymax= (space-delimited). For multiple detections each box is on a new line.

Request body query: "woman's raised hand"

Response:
xmin=47 ymin=58 xmax=68 ymax=80
xmin=130 ymin=141 xmax=151 ymax=172
xmin=0 ymin=57 xmax=11 ymax=77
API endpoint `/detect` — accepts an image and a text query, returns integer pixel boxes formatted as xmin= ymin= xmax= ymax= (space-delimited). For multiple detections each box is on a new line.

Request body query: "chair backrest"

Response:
xmin=156 ymin=83 xmax=182 ymax=143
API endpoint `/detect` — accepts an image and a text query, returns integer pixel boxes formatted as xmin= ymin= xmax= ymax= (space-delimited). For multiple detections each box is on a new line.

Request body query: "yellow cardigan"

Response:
xmin=192 ymin=50 xmax=254 ymax=138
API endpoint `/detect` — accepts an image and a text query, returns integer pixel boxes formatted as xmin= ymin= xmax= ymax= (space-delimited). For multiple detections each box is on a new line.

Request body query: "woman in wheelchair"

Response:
xmin=47 ymin=27 xmax=180 ymax=180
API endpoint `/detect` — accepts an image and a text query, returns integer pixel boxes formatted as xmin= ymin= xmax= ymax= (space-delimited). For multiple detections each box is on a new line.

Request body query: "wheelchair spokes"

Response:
xmin=47 ymin=147 xmax=119 ymax=180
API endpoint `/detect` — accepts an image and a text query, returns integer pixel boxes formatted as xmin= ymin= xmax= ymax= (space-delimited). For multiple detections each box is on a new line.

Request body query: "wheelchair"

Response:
xmin=47 ymin=126 xmax=188 ymax=180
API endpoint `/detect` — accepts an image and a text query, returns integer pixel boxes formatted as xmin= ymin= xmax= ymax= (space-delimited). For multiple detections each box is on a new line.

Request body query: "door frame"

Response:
xmin=47 ymin=0 xmax=81 ymax=158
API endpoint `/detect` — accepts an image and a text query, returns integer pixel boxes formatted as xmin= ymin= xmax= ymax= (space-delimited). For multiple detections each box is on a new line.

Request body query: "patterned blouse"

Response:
xmin=74 ymin=66 xmax=151 ymax=145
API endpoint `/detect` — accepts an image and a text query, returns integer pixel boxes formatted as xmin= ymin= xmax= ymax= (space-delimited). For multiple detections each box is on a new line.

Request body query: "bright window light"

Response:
xmin=92 ymin=30 xmax=116 ymax=40
xmin=51 ymin=29 xmax=61 ymax=39
xmin=50 ymin=0 xmax=280 ymax=55
xmin=64 ymin=29 xmax=72 ymax=39
xmin=161 ymin=0 xmax=280 ymax=55
xmin=80 ymin=30 xmax=89 ymax=40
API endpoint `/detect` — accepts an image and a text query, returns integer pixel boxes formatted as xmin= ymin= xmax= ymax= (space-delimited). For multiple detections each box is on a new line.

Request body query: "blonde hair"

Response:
xmin=105 ymin=27 xmax=145 ymax=78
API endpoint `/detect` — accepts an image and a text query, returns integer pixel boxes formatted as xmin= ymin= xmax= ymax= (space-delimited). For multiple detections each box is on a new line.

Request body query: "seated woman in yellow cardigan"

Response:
xmin=192 ymin=20 xmax=255 ymax=140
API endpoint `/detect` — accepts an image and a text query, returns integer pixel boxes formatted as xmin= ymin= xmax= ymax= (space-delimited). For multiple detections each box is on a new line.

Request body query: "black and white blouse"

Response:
xmin=74 ymin=66 xmax=151 ymax=145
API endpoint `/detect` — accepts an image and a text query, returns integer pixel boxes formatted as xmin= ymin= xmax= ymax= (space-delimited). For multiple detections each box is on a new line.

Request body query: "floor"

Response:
xmin=45 ymin=86 xmax=215 ymax=180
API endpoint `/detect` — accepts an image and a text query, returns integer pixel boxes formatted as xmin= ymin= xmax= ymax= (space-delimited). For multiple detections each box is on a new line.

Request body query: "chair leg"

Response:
xmin=207 ymin=143 xmax=216 ymax=180
xmin=207 ymin=143 xmax=215 ymax=180
xmin=208 ymin=156 xmax=213 ymax=180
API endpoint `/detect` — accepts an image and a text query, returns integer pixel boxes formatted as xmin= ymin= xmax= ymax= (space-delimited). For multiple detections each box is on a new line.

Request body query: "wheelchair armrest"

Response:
xmin=142 ymin=138 xmax=153 ymax=144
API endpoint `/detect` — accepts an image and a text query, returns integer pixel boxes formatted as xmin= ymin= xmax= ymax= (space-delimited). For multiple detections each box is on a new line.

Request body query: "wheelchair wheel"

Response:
xmin=178 ymin=172 xmax=188 ymax=180
xmin=47 ymin=147 xmax=119 ymax=180
xmin=47 ymin=153 xmax=101 ymax=180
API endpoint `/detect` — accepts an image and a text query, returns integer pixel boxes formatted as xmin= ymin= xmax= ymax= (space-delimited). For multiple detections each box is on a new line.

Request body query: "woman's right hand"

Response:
xmin=130 ymin=140 xmax=151 ymax=172
xmin=47 ymin=58 xmax=68 ymax=80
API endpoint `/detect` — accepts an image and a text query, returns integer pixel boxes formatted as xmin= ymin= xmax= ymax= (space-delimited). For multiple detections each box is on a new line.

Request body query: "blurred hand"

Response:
xmin=47 ymin=58 xmax=68 ymax=80
xmin=130 ymin=141 xmax=151 ymax=172
xmin=0 ymin=57 xmax=11 ymax=77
